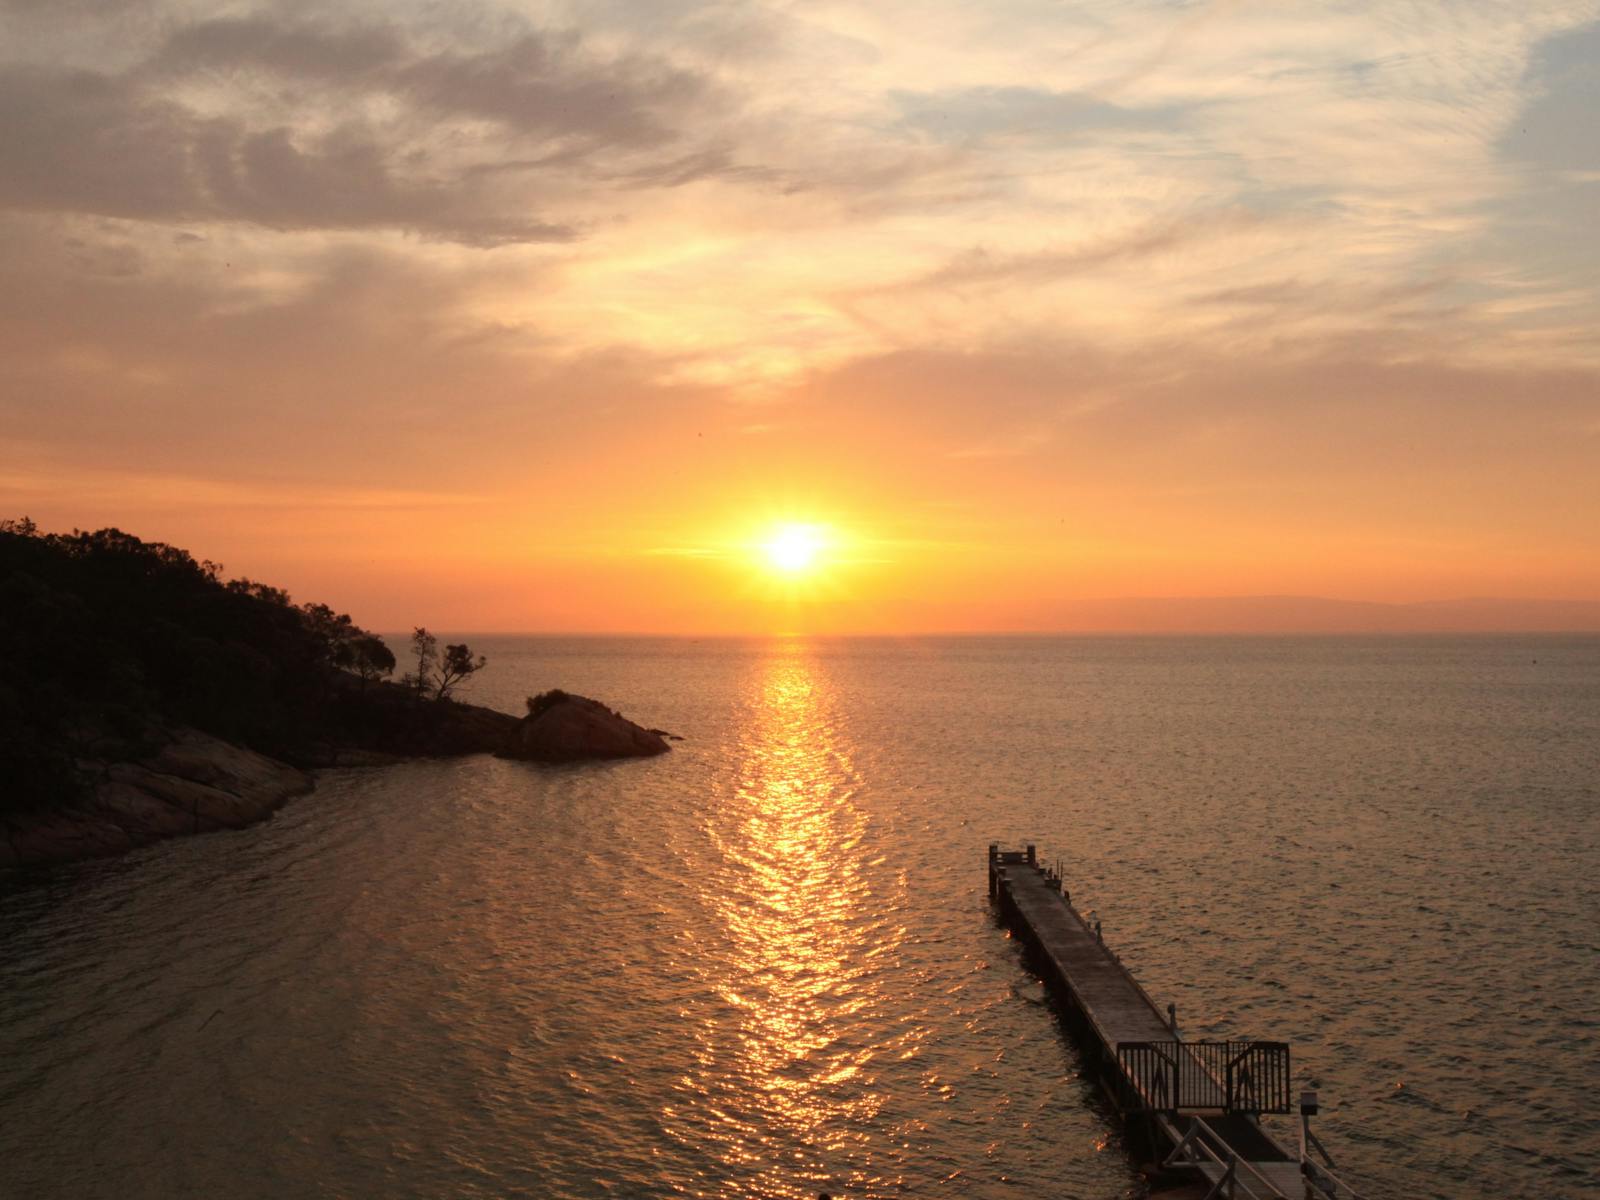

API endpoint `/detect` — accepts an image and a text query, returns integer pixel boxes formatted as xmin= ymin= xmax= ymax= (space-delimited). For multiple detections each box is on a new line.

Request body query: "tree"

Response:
xmin=526 ymin=688 xmax=570 ymax=718
xmin=299 ymin=602 xmax=358 ymax=669
xmin=403 ymin=627 xmax=437 ymax=696
xmin=434 ymin=643 xmax=486 ymax=701
xmin=229 ymin=578 xmax=293 ymax=606
xmin=350 ymin=635 xmax=396 ymax=685
xmin=399 ymin=628 xmax=485 ymax=700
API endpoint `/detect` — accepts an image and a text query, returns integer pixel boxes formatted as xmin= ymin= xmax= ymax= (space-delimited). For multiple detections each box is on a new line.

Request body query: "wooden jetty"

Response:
xmin=989 ymin=845 xmax=1368 ymax=1200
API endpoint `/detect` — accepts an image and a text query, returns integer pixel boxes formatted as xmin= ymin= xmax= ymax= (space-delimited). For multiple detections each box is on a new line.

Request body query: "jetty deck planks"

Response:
xmin=988 ymin=845 xmax=1365 ymax=1200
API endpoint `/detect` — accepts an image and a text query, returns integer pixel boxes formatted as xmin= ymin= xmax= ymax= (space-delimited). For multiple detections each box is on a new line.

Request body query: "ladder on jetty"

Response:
xmin=988 ymin=845 xmax=1368 ymax=1200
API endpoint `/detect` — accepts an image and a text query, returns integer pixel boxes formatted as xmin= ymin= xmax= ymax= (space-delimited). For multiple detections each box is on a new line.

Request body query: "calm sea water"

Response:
xmin=2 ymin=636 xmax=1597 ymax=1199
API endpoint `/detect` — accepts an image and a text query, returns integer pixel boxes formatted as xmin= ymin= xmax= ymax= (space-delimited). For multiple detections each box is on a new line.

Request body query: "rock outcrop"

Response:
xmin=2 ymin=692 xmax=671 ymax=870
xmin=303 ymin=678 xmax=523 ymax=764
xmin=1 ymin=728 xmax=313 ymax=869
xmin=499 ymin=693 xmax=671 ymax=763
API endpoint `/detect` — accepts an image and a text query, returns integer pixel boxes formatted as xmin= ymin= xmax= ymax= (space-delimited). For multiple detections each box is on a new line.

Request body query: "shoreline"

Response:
xmin=0 ymin=727 xmax=316 ymax=870
xmin=1 ymin=689 xmax=671 ymax=871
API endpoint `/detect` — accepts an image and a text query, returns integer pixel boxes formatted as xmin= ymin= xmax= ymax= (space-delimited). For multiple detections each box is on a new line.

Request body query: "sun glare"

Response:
xmin=762 ymin=524 xmax=824 ymax=575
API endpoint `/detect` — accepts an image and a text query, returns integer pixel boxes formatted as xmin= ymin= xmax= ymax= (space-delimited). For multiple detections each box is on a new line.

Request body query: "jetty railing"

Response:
xmin=990 ymin=845 xmax=1367 ymax=1198
xmin=1117 ymin=1040 xmax=1292 ymax=1114
xmin=1164 ymin=1115 xmax=1291 ymax=1200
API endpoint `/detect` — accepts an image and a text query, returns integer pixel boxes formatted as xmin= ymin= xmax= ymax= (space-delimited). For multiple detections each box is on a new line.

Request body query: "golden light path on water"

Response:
xmin=4 ymin=638 xmax=1594 ymax=1198
xmin=663 ymin=642 xmax=917 ymax=1198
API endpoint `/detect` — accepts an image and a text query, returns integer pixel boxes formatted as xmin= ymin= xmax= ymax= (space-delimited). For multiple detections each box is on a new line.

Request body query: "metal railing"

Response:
xmin=1163 ymin=1115 xmax=1290 ymax=1200
xmin=1301 ymin=1117 xmax=1372 ymax=1200
xmin=1117 ymin=1041 xmax=1292 ymax=1114
xmin=1302 ymin=1160 xmax=1371 ymax=1200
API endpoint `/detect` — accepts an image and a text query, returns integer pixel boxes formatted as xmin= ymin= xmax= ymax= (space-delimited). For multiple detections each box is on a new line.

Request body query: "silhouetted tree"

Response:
xmin=403 ymin=627 xmax=437 ymax=696
xmin=434 ymin=643 xmax=487 ymax=700
xmin=526 ymin=688 xmax=571 ymax=717
xmin=299 ymin=602 xmax=358 ymax=668
xmin=228 ymin=578 xmax=292 ymax=606
xmin=350 ymin=635 xmax=396 ymax=684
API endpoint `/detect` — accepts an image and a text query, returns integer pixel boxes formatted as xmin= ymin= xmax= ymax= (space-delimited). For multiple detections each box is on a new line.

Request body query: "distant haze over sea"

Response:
xmin=1032 ymin=595 xmax=1600 ymax=634
xmin=396 ymin=596 xmax=1600 ymax=638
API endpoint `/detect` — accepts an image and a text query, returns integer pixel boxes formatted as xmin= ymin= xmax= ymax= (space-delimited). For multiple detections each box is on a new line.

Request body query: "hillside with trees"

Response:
xmin=0 ymin=518 xmax=506 ymax=823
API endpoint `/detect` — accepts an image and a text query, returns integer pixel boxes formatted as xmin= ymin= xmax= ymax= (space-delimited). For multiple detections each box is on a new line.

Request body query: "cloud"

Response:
xmin=3 ymin=1 xmax=1599 ymax=403
xmin=869 ymin=209 xmax=1268 ymax=295
xmin=0 ymin=461 xmax=484 ymax=513
xmin=0 ymin=9 xmax=737 ymax=245
xmin=0 ymin=0 xmax=148 ymax=13
xmin=0 ymin=61 xmax=575 ymax=245
xmin=148 ymin=17 xmax=705 ymax=146
xmin=891 ymin=85 xmax=1183 ymax=143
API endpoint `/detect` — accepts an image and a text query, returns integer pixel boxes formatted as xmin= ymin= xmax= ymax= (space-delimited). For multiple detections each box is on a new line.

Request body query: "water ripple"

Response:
xmin=2 ymin=635 xmax=1595 ymax=1199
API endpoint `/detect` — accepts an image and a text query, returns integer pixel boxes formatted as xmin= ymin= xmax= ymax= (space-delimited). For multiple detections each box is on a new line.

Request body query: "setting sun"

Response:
xmin=761 ymin=524 xmax=825 ymax=575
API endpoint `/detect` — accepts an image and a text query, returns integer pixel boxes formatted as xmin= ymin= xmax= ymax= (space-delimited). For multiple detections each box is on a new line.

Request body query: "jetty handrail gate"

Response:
xmin=1117 ymin=1040 xmax=1293 ymax=1115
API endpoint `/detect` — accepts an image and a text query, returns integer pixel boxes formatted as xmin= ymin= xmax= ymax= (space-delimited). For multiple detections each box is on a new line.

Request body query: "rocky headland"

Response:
xmin=501 ymin=689 xmax=673 ymax=762
xmin=0 ymin=521 xmax=671 ymax=870
xmin=0 ymin=685 xmax=671 ymax=869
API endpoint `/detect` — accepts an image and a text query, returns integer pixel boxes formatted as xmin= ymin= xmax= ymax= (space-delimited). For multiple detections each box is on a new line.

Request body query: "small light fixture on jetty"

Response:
xmin=1299 ymin=1089 xmax=1319 ymax=1163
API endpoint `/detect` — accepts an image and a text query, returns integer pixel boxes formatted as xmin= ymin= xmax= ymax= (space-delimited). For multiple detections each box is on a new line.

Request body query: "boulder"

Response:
xmin=125 ymin=729 xmax=314 ymax=817
xmin=1 ymin=728 xmax=313 ymax=868
xmin=2 ymin=812 xmax=133 ymax=868
xmin=2 ymin=691 xmax=668 ymax=870
xmin=499 ymin=693 xmax=671 ymax=763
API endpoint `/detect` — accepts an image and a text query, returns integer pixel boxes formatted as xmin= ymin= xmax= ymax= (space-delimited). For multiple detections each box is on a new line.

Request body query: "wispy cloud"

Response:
xmin=0 ymin=459 xmax=485 ymax=511
xmin=2 ymin=0 xmax=1598 ymax=626
xmin=0 ymin=7 xmax=737 ymax=245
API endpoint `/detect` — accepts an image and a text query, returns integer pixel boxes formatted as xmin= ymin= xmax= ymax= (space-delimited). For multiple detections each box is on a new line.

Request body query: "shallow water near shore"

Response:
xmin=2 ymin=635 xmax=1597 ymax=1199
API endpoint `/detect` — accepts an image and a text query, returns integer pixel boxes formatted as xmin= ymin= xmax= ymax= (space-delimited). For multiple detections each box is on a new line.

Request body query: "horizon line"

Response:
xmin=378 ymin=593 xmax=1600 ymax=638
xmin=383 ymin=627 xmax=1600 ymax=639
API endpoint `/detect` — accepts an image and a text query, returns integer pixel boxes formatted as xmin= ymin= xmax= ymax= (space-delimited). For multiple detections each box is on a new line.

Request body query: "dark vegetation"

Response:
xmin=405 ymin=627 xmax=486 ymax=701
xmin=0 ymin=518 xmax=503 ymax=815
xmin=525 ymin=688 xmax=572 ymax=718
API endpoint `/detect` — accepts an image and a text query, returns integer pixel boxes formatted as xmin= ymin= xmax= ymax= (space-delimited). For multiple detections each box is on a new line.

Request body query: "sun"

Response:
xmin=761 ymin=524 xmax=825 ymax=574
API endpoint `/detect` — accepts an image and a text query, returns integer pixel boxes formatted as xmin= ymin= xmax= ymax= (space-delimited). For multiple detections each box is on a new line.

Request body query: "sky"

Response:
xmin=1 ymin=0 xmax=1597 ymax=633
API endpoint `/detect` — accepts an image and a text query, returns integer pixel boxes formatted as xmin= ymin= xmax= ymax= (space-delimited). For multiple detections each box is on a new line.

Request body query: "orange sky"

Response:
xmin=3 ymin=2 xmax=1598 ymax=633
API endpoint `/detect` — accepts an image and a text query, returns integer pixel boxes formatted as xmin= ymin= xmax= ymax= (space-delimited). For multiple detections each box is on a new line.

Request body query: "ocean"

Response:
xmin=2 ymin=635 xmax=1596 ymax=1198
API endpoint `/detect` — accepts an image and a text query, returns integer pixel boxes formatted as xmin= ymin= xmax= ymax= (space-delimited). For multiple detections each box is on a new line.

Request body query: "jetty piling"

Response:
xmin=987 ymin=844 xmax=1368 ymax=1200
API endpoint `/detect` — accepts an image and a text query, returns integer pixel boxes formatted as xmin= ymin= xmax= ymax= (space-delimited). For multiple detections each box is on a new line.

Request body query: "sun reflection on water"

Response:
xmin=666 ymin=641 xmax=901 ymax=1197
